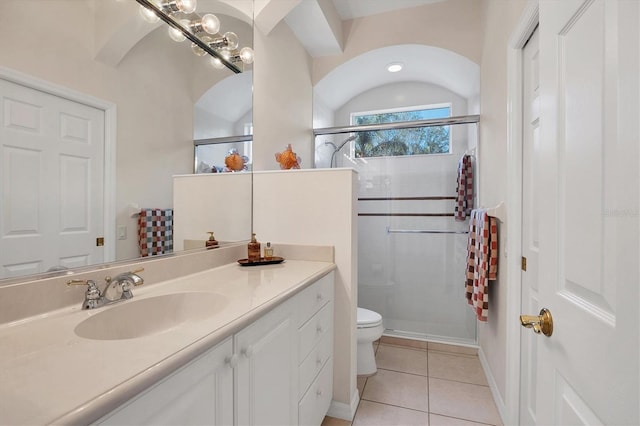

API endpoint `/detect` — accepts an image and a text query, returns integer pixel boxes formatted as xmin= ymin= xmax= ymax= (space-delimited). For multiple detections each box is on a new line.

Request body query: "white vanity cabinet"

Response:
xmin=296 ymin=272 xmax=334 ymax=426
xmin=97 ymin=337 xmax=234 ymax=425
xmin=96 ymin=271 xmax=334 ymax=426
xmin=235 ymin=296 xmax=297 ymax=425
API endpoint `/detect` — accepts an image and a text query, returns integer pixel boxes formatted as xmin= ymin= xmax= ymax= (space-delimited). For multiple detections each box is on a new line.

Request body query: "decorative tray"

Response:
xmin=237 ymin=256 xmax=285 ymax=266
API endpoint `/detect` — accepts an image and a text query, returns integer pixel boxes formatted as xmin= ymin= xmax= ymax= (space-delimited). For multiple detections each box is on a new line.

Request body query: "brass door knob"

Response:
xmin=520 ymin=308 xmax=553 ymax=337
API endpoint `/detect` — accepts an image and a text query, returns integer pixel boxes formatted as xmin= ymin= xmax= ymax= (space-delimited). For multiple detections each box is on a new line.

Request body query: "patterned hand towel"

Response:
xmin=455 ymin=154 xmax=474 ymax=221
xmin=465 ymin=209 xmax=498 ymax=321
xmin=138 ymin=208 xmax=173 ymax=257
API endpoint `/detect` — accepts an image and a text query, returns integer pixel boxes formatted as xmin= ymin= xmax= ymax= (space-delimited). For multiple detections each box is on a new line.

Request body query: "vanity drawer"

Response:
xmin=297 ymin=272 xmax=333 ymax=327
xmin=299 ymin=357 xmax=333 ymax=426
xmin=298 ymin=300 xmax=333 ymax=362
xmin=298 ymin=330 xmax=333 ymax=399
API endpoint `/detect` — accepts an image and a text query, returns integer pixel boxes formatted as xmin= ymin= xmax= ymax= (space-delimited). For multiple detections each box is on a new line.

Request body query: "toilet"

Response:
xmin=357 ymin=307 xmax=384 ymax=376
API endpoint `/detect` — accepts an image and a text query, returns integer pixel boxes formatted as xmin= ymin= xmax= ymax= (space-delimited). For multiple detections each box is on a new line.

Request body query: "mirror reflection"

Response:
xmin=0 ymin=0 xmax=253 ymax=281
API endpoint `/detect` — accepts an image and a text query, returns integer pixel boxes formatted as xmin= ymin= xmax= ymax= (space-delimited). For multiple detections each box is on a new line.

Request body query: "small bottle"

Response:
xmin=248 ymin=233 xmax=261 ymax=262
xmin=264 ymin=242 xmax=273 ymax=260
xmin=205 ymin=232 xmax=219 ymax=249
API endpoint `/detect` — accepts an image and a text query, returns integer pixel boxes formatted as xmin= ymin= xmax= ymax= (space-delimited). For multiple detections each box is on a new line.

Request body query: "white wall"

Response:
xmin=194 ymin=107 xmax=235 ymax=140
xmin=478 ymin=0 xmax=528 ymax=411
xmin=312 ymin=0 xmax=484 ymax=85
xmin=334 ymin=81 xmax=469 ymax=127
xmin=173 ymin=174 xmax=252 ymax=248
xmin=253 ymin=20 xmax=313 ymax=170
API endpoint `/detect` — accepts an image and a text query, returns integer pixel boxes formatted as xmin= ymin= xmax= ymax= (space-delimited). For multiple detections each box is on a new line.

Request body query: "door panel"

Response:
xmin=0 ymin=78 xmax=105 ymax=277
xmin=535 ymin=0 xmax=639 ymax=424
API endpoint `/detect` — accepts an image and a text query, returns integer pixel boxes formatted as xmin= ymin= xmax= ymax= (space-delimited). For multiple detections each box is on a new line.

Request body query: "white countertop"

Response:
xmin=0 ymin=260 xmax=335 ymax=425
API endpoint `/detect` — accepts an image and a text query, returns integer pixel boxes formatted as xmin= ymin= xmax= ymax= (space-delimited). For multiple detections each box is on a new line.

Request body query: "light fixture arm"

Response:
xmin=135 ymin=0 xmax=241 ymax=74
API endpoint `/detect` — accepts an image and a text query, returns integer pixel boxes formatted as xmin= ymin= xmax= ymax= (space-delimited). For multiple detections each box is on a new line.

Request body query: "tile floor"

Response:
xmin=322 ymin=337 xmax=502 ymax=426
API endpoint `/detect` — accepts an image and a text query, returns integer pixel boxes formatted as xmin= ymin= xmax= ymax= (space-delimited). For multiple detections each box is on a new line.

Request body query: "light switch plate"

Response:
xmin=117 ymin=225 xmax=127 ymax=240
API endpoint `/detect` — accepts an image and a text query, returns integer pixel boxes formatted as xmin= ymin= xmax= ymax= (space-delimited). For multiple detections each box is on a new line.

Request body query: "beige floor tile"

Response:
xmin=429 ymin=413 xmax=490 ymax=426
xmin=362 ymin=369 xmax=429 ymax=412
xmin=357 ymin=376 xmax=367 ymax=398
xmin=429 ymin=342 xmax=478 ymax=356
xmin=353 ymin=400 xmax=429 ymax=426
xmin=321 ymin=416 xmax=352 ymax=426
xmin=428 ymin=352 xmax=488 ymax=386
xmin=429 ymin=378 xmax=501 ymax=425
xmin=380 ymin=336 xmax=428 ymax=350
xmin=375 ymin=344 xmax=428 ymax=376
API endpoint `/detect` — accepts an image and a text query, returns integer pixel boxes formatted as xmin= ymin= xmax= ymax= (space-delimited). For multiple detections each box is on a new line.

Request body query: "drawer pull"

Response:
xmin=316 ymin=293 xmax=323 ymax=302
xmin=241 ymin=346 xmax=254 ymax=358
xmin=316 ymin=389 xmax=323 ymax=397
xmin=316 ymin=324 xmax=324 ymax=334
xmin=316 ymin=357 xmax=323 ymax=366
xmin=225 ymin=354 xmax=238 ymax=368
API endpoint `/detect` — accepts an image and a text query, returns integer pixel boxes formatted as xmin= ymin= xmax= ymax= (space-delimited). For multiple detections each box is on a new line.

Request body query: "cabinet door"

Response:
xmin=97 ymin=337 xmax=234 ymax=426
xmin=236 ymin=299 xmax=297 ymax=426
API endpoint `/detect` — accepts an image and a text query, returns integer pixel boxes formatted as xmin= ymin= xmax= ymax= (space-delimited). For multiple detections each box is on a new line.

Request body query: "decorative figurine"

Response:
xmin=224 ymin=149 xmax=248 ymax=172
xmin=275 ymin=144 xmax=301 ymax=169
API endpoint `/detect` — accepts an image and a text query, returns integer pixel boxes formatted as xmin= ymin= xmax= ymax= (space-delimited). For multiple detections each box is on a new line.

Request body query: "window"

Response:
xmin=350 ymin=104 xmax=451 ymax=158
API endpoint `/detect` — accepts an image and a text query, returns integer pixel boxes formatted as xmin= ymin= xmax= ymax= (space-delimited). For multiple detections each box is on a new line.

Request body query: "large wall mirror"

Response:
xmin=0 ymin=0 xmax=253 ymax=281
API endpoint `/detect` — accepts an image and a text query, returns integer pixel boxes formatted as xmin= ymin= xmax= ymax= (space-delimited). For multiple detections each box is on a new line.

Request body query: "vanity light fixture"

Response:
xmin=135 ymin=0 xmax=254 ymax=73
xmin=386 ymin=62 xmax=404 ymax=73
xmin=160 ymin=0 xmax=197 ymax=14
xmin=208 ymin=32 xmax=239 ymax=50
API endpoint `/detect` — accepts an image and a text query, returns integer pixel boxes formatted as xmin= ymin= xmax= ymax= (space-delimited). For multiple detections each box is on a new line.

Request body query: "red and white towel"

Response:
xmin=455 ymin=154 xmax=474 ymax=221
xmin=138 ymin=208 xmax=173 ymax=257
xmin=465 ymin=209 xmax=498 ymax=322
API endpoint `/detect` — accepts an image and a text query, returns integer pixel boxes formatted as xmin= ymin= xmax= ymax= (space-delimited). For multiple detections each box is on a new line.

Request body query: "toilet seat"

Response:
xmin=357 ymin=307 xmax=382 ymax=328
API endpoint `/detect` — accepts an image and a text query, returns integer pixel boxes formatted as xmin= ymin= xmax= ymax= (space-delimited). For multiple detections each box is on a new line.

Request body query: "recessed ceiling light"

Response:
xmin=386 ymin=62 xmax=403 ymax=73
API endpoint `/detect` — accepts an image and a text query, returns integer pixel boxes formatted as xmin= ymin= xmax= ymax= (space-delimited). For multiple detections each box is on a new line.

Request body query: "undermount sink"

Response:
xmin=74 ymin=292 xmax=228 ymax=340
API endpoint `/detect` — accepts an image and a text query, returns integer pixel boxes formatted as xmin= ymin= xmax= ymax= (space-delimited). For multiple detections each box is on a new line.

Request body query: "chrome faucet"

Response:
xmin=67 ymin=268 xmax=145 ymax=309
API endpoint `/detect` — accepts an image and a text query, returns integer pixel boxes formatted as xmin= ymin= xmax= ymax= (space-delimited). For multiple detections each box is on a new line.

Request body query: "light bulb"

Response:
xmin=239 ymin=47 xmax=254 ymax=64
xmin=168 ymin=26 xmax=186 ymax=42
xmin=210 ymin=57 xmax=225 ymax=69
xmin=219 ymin=49 xmax=232 ymax=61
xmin=223 ymin=32 xmax=239 ymax=50
xmin=176 ymin=0 xmax=197 ymax=14
xmin=139 ymin=5 xmax=160 ymax=23
xmin=200 ymin=14 xmax=220 ymax=34
xmin=191 ymin=35 xmax=212 ymax=56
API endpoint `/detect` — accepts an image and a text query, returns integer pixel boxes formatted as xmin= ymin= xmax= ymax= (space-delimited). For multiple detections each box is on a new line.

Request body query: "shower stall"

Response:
xmin=314 ymin=115 xmax=479 ymax=346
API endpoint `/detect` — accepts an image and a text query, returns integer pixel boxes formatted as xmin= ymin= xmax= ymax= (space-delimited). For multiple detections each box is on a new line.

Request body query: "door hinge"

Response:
xmin=521 ymin=256 xmax=527 ymax=271
xmin=96 ymin=237 xmax=104 ymax=247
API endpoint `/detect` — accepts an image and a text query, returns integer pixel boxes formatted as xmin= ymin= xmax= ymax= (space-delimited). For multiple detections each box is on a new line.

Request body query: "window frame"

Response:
xmin=348 ymin=102 xmax=453 ymax=158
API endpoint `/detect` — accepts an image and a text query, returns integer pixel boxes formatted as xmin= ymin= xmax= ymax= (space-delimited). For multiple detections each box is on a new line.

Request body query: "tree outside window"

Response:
xmin=351 ymin=105 xmax=451 ymax=158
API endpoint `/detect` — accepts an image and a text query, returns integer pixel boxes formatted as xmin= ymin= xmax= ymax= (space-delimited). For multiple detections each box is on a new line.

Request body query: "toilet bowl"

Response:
xmin=357 ymin=307 xmax=384 ymax=376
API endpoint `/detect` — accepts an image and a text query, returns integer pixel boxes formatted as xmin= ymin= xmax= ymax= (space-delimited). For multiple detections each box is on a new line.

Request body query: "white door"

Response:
xmin=519 ymin=27 xmax=540 ymax=426
xmin=523 ymin=1 xmax=639 ymax=424
xmin=0 ymin=78 xmax=105 ymax=278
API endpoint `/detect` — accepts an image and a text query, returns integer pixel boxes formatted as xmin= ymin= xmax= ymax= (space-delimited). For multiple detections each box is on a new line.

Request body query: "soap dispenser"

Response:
xmin=264 ymin=242 xmax=273 ymax=260
xmin=205 ymin=232 xmax=219 ymax=249
xmin=248 ymin=233 xmax=261 ymax=262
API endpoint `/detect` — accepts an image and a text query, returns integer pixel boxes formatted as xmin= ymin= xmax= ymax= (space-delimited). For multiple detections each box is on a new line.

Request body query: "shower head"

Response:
xmin=329 ymin=134 xmax=357 ymax=168
xmin=336 ymin=134 xmax=357 ymax=151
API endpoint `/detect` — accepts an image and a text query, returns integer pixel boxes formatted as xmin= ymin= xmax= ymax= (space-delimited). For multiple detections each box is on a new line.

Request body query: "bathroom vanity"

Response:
xmin=0 ymin=245 xmax=335 ymax=425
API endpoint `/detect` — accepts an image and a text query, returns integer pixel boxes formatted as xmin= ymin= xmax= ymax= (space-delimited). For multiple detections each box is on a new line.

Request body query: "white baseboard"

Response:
xmin=327 ymin=389 xmax=359 ymax=421
xmin=478 ymin=346 xmax=507 ymax=425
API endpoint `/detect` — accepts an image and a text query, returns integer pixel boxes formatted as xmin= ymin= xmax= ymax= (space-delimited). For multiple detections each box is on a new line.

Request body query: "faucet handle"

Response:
xmin=67 ymin=279 xmax=100 ymax=293
xmin=67 ymin=279 xmax=102 ymax=309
